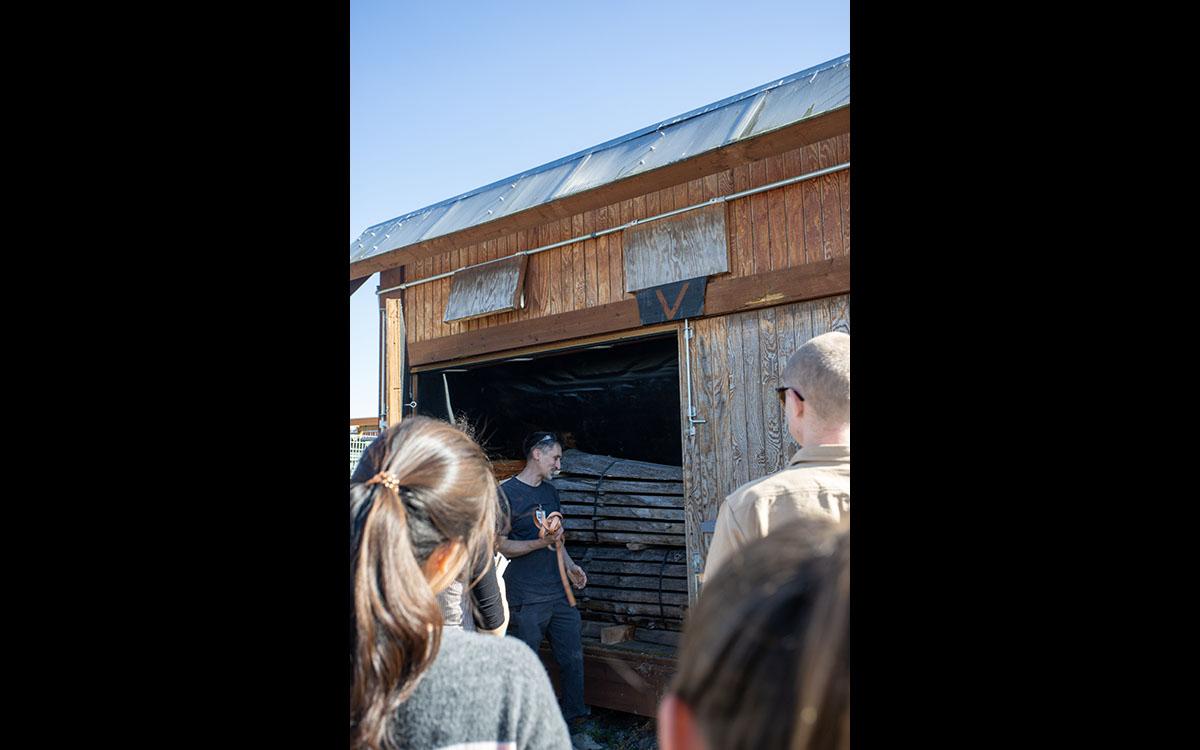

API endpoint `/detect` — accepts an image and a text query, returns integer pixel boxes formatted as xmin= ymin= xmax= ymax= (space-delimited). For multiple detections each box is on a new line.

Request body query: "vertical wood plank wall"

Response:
xmin=678 ymin=294 xmax=850 ymax=602
xmin=389 ymin=132 xmax=849 ymax=346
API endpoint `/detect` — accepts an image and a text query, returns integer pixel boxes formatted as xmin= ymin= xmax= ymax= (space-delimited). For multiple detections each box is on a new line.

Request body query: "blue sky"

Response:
xmin=350 ymin=0 xmax=849 ymax=418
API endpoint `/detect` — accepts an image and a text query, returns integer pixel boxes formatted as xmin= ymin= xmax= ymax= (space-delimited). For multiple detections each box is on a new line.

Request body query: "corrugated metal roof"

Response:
xmin=350 ymin=53 xmax=849 ymax=264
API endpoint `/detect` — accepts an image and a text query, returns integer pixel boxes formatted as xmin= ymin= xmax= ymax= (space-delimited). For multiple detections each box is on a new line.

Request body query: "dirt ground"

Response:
xmin=571 ymin=707 xmax=658 ymax=750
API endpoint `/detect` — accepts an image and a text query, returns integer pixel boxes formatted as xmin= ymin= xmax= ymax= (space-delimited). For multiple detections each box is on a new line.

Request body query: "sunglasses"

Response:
xmin=528 ymin=433 xmax=559 ymax=451
xmin=775 ymin=386 xmax=804 ymax=405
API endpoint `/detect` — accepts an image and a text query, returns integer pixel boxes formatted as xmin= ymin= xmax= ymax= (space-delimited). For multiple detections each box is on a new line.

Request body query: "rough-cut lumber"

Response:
xmin=580 ymin=600 xmax=687 ymax=620
xmin=601 ymin=624 xmax=637 ymax=645
xmin=564 ymin=518 xmax=685 ymax=535
xmin=575 ymin=560 xmax=687 ymax=577
xmin=491 ymin=460 xmax=525 ymax=481
xmin=567 ymin=546 xmax=686 ymax=563
xmin=633 ymin=628 xmax=681 ymax=647
xmin=581 ymin=587 xmax=688 ymax=606
xmin=559 ymin=491 xmax=684 ymax=509
xmin=552 ymin=477 xmax=685 ymax=495
xmin=576 ymin=609 xmax=685 ymax=631
xmin=586 ymin=574 xmax=689 ymax=592
xmin=559 ymin=449 xmax=684 ymax=481
xmin=566 ymin=531 xmax=684 ymax=546
xmin=560 ymin=503 xmax=684 ymax=521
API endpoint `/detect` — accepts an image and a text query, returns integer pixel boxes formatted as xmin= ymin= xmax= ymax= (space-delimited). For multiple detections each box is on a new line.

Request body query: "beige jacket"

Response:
xmin=703 ymin=444 xmax=849 ymax=582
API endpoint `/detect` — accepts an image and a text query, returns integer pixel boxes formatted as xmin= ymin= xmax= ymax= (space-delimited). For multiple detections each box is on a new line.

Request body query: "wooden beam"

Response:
xmin=559 ymin=491 xmax=684 ymax=509
xmin=601 ymin=624 xmax=636 ymax=645
xmin=560 ymin=448 xmax=685 ymax=481
xmin=566 ymin=546 xmax=686 ymax=563
xmin=385 ymin=297 xmax=405 ymax=428
xmin=553 ymin=477 xmax=684 ymax=495
xmin=411 ymin=296 xmax=644 ymax=366
xmin=703 ymin=256 xmax=850 ymax=314
xmin=409 ymin=322 xmax=678 ymax=373
xmin=538 ymin=642 xmax=676 ymax=717
xmin=349 ymin=107 xmax=850 ymax=280
xmin=408 ymin=257 xmax=850 ymax=366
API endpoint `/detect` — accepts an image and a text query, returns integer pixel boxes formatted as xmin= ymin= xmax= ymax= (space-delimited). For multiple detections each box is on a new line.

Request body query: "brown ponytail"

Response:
xmin=349 ymin=417 xmax=500 ymax=750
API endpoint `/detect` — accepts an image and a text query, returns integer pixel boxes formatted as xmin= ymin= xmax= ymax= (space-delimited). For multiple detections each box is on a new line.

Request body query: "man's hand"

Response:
xmin=567 ymin=563 xmax=587 ymax=589
xmin=544 ymin=526 xmax=565 ymax=548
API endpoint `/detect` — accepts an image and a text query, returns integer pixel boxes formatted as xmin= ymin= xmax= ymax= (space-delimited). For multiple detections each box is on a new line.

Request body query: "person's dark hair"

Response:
xmin=522 ymin=430 xmax=561 ymax=459
xmin=349 ymin=417 xmax=500 ymax=750
xmin=671 ymin=517 xmax=849 ymax=750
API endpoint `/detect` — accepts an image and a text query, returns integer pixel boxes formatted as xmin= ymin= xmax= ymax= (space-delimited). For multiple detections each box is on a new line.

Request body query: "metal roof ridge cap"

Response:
xmin=736 ymin=100 xmax=851 ymax=144
xmin=353 ymin=54 xmax=849 ymax=238
xmin=639 ymin=53 xmax=849 ymax=134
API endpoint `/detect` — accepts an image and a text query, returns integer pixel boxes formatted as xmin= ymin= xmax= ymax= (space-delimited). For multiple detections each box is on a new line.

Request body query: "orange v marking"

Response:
xmin=655 ymin=282 xmax=690 ymax=319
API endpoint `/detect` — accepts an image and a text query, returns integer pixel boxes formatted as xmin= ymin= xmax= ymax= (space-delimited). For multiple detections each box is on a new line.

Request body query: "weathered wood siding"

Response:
xmin=678 ymin=294 xmax=850 ymax=602
xmin=443 ymin=254 xmax=527 ymax=322
xmin=623 ymin=203 xmax=728 ymax=292
xmin=387 ymin=132 xmax=849 ymax=349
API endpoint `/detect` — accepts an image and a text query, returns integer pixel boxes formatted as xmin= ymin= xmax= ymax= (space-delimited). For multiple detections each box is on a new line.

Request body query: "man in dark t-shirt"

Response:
xmin=499 ymin=431 xmax=589 ymax=727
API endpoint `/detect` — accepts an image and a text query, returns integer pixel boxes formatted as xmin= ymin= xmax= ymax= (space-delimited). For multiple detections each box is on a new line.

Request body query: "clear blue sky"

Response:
xmin=350 ymin=0 xmax=849 ymax=418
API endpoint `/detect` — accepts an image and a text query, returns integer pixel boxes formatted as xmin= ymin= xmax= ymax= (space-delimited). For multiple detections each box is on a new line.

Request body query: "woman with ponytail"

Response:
xmin=350 ymin=417 xmax=571 ymax=750
xmin=352 ymin=428 xmax=509 ymax=634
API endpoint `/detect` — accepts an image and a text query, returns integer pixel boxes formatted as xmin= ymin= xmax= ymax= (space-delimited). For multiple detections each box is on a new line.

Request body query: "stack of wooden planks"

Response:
xmin=553 ymin=449 xmax=688 ymax=640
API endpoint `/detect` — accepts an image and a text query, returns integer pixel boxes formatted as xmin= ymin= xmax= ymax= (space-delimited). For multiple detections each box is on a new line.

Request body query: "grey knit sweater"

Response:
xmin=388 ymin=628 xmax=572 ymax=749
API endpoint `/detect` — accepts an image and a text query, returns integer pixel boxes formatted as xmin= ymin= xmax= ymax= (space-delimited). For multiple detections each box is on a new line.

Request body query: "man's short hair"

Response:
xmin=522 ymin=431 xmax=561 ymax=459
xmin=783 ymin=331 xmax=849 ymax=425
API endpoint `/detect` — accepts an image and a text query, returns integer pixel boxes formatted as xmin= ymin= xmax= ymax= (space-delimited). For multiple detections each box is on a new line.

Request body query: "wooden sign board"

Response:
xmin=635 ymin=276 xmax=707 ymax=325
xmin=623 ymin=203 xmax=728 ymax=293
xmin=444 ymin=255 xmax=528 ymax=323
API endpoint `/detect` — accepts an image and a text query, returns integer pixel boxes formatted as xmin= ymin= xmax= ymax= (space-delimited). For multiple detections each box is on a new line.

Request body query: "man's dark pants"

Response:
xmin=510 ymin=598 xmax=588 ymax=722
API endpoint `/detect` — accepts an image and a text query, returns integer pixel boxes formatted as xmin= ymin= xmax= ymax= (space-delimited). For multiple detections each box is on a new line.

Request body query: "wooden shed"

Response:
xmin=350 ymin=54 xmax=850 ymax=716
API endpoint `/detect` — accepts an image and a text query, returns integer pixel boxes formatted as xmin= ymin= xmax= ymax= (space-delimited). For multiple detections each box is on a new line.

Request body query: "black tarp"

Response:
xmin=415 ymin=336 xmax=681 ymax=466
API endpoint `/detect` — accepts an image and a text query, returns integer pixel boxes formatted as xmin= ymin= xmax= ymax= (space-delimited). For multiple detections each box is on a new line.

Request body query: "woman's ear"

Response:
xmin=658 ymin=693 xmax=708 ymax=750
xmin=422 ymin=540 xmax=467 ymax=593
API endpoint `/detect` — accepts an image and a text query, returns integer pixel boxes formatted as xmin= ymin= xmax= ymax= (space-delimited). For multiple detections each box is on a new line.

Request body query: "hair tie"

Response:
xmin=365 ymin=472 xmax=404 ymax=494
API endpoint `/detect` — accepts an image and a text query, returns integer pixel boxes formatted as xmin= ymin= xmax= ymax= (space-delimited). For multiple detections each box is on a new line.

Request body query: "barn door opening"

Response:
xmin=413 ymin=333 xmax=690 ymax=657
xmin=413 ymin=334 xmax=682 ymax=466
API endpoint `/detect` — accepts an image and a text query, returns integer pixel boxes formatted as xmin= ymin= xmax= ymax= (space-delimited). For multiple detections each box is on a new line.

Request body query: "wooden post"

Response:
xmin=385 ymin=297 xmax=405 ymax=428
